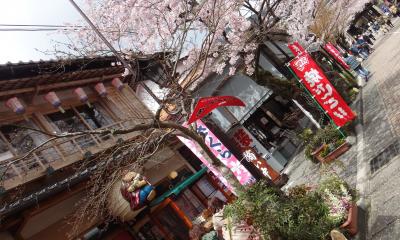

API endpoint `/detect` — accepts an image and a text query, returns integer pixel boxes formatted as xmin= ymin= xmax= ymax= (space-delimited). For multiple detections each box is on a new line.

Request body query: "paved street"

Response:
xmin=362 ymin=21 xmax=400 ymax=240
xmin=284 ymin=20 xmax=400 ymax=240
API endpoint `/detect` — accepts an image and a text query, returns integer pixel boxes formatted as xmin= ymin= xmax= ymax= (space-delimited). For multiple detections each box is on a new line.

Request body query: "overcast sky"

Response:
xmin=0 ymin=0 xmax=85 ymax=63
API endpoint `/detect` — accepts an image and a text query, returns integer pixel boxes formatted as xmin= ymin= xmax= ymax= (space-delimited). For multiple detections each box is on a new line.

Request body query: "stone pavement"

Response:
xmin=362 ymin=20 xmax=400 ymax=240
xmin=283 ymin=20 xmax=400 ymax=240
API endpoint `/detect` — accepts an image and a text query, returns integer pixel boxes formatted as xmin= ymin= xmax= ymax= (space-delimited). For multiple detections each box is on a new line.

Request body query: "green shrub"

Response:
xmin=224 ymin=182 xmax=338 ymax=240
xmin=303 ymin=125 xmax=344 ymax=162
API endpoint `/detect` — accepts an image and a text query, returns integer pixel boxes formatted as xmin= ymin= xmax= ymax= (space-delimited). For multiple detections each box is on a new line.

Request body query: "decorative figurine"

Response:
xmin=120 ymin=171 xmax=156 ymax=211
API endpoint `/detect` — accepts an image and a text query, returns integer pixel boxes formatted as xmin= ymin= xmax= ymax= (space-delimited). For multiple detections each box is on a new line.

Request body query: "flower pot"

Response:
xmin=340 ymin=203 xmax=358 ymax=236
xmin=312 ymin=142 xmax=351 ymax=163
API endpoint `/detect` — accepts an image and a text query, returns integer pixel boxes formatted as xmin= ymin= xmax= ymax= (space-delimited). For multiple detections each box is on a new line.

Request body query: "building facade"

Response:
xmin=0 ymin=57 xmax=227 ymax=240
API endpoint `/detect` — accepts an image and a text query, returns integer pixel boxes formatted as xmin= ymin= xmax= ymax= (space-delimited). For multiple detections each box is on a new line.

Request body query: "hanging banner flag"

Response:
xmin=178 ymin=120 xmax=255 ymax=191
xmin=289 ymin=52 xmax=356 ymax=127
xmin=323 ymin=43 xmax=350 ymax=70
xmin=188 ymin=96 xmax=245 ymax=124
xmin=242 ymin=147 xmax=280 ymax=181
xmin=288 ymin=41 xmax=306 ymax=56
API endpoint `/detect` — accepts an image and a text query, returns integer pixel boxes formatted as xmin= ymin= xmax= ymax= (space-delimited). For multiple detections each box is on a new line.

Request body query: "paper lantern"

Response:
xmin=112 ymin=78 xmax=124 ymax=91
xmin=169 ymin=171 xmax=178 ymax=180
xmin=94 ymin=83 xmax=107 ymax=97
xmin=73 ymin=87 xmax=91 ymax=107
xmin=44 ymin=91 xmax=65 ymax=113
xmin=5 ymin=97 xmax=25 ymax=114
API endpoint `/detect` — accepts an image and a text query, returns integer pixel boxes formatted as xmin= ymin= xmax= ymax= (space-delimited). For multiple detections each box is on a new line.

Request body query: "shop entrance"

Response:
xmin=243 ymin=95 xmax=305 ymax=167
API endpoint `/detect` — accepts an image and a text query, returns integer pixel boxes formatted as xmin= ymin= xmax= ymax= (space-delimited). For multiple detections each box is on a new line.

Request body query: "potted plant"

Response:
xmin=304 ymin=125 xmax=351 ymax=164
xmin=312 ymin=139 xmax=351 ymax=163
xmin=318 ymin=176 xmax=358 ymax=236
xmin=224 ymin=182 xmax=340 ymax=240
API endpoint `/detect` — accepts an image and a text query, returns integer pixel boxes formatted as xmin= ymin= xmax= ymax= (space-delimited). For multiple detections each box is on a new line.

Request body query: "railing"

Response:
xmin=0 ymin=119 xmax=141 ymax=190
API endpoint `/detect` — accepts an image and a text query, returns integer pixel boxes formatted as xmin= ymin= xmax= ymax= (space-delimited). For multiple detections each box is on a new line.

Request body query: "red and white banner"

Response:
xmin=178 ymin=120 xmax=255 ymax=191
xmin=188 ymin=96 xmax=245 ymax=124
xmin=323 ymin=43 xmax=350 ymax=70
xmin=288 ymin=41 xmax=306 ymax=56
xmin=289 ymin=52 xmax=355 ymax=127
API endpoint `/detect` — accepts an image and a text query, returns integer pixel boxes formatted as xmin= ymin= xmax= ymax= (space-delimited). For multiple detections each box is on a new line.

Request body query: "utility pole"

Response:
xmin=68 ymin=0 xmax=161 ymax=104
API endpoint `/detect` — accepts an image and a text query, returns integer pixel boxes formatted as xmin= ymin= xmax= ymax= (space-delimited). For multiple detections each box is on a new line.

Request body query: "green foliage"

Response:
xmin=318 ymin=175 xmax=357 ymax=202
xmin=298 ymin=128 xmax=314 ymax=145
xmin=224 ymin=182 xmax=338 ymax=240
xmin=255 ymin=69 xmax=298 ymax=99
xmin=303 ymin=125 xmax=344 ymax=162
xmin=348 ymin=87 xmax=360 ymax=102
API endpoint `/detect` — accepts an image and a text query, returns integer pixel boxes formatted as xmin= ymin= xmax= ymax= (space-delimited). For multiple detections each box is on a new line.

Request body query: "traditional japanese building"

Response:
xmin=0 ymin=57 xmax=229 ymax=240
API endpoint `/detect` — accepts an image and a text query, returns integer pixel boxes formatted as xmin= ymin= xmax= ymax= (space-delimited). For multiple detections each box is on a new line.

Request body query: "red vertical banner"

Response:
xmin=323 ymin=43 xmax=350 ymax=70
xmin=288 ymin=41 xmax=305 ymax=56
xmin=289 ymin=52 xmax=355 ymax=127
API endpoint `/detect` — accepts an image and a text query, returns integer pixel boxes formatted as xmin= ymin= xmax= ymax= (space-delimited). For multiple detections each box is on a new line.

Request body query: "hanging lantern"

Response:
xmin=5 ymin=97 xmax=25 ymax=114
xmin=111 ymin=78 xmax=124 ymax=91
xmin=44 ymin=91 xmax=65 ymax=113
xmin=94 ymin=83 xmax=107 ymax=97
xmin=73 ymin=87 xmax=91 ymax=107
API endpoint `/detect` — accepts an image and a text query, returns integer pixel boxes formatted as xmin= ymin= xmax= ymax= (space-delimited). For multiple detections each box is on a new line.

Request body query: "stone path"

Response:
xmin=283 ymin=19 xmax=400 ymax=240
xmin=362 ymin=21 xmax=400 ymax=240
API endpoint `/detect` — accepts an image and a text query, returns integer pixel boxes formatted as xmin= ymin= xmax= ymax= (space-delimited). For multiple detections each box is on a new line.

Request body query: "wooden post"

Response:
xmin=168 ymin=197 xmax=193 ymax=229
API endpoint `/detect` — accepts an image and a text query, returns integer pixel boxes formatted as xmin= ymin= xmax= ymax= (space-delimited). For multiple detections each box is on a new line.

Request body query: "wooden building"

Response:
xmin=0 ymin=57 xmax=233 ymax=240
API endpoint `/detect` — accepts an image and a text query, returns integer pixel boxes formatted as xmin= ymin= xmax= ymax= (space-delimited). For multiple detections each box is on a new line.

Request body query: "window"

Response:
xmin=75 ymin=103 xmax=112 ymax=129
xmin=46 ymin=109 xmax=96 ymax=149
xmin=0 ymin=120 xmax=43 ymax=158
xmin=46 ymin=103 xmax=115 ymax=148
xmin=0 ymin=120 xmax=46 ymax=177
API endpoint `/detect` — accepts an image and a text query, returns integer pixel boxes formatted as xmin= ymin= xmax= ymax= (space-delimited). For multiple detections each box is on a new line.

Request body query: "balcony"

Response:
xmin=0 ymin=119 xmax=144 ymax=191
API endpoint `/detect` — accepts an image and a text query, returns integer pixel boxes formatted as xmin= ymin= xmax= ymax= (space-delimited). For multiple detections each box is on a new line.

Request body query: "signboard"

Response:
xmin=288 ymin=41 xmax=305 ymax=56
xmin=242 ymin=147 xmax=280 ymax=181
xmin=323 ymin=43 xmax=350 ymax=70
xmin=229 ymin=125 xmax=283 ymax=172
xmin=289 ymin=52 xmax=355 ymax=127
xmin=178 ymin=120 xmax=255 ymax=191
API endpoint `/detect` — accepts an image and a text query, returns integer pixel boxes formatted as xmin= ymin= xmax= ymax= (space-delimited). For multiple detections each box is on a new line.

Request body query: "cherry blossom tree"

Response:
xmin=65 ymin=0 xmax=314 ymax=87
xmin=307 ymin=0 xmax=372 ymax=43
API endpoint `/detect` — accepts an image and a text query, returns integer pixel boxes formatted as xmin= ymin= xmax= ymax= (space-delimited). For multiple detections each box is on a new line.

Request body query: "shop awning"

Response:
xmin=150 ymin=167 xmax=207 ymax=207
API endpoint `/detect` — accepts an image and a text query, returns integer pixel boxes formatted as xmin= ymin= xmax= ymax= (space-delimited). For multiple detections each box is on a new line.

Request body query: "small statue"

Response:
xmin=120 ymin=171 xmax=156 ymax=211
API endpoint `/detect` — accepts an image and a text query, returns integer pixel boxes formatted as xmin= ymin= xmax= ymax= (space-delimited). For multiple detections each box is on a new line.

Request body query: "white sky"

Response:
xmin=0 ymin=0 xmax=85 ymax=63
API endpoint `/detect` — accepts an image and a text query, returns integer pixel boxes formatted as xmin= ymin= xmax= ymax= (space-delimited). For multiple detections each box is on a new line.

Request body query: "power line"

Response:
xmin=0 ymin=24 xmax=83 ymax=28
xmin=0 ymin=28 xmax=81 ymax=32
xmin=0 ymin=24 xmax=136 ymax=34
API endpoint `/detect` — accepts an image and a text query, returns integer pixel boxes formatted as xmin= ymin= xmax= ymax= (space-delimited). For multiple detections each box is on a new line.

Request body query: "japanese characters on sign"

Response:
xmin=289 ymin=52 xmax=356 ymax=127
xmin=229 ymin=126 xmax=281 ymax=171
xmin=178 ymin=120 xmax=255 ymax=191
xmin=288 ymin=41 xmax=306 ymax=56
xmin=323 ymin=43 xmax=350 ymax=70
xmin=242 ymin=147 xmax=280 ymax=181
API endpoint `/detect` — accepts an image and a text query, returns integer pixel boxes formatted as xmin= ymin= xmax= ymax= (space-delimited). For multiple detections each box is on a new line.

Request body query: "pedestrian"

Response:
xmin=386 ymin=18 xmax=395 ymax=28
xmin=358 ymin=35 xmax=374 ymax=52
xmin=390 ymin=4 xmax=398 ymax=17
xmin=343 ymin=52 xmax=370 ymax=81
xmin=365 ymin=29 xmax=376 ymax=41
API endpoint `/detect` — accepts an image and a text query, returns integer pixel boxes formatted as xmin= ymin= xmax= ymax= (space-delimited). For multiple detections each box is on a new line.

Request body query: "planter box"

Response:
xmin=340 ymin=203 xmax=358 ymax=236
xmin=311 ymin=142 xmax=351 ymax=163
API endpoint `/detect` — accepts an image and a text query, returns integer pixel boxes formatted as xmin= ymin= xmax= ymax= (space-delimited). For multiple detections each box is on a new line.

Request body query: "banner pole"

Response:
xmin=286 ymin=65 xmax=347 ymax=139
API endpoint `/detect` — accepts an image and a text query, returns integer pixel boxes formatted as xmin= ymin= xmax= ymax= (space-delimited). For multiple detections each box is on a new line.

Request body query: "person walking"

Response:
xmin=343 ymin=52 xmax=370 ymax=81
